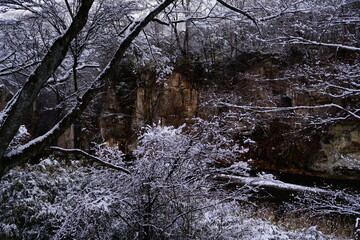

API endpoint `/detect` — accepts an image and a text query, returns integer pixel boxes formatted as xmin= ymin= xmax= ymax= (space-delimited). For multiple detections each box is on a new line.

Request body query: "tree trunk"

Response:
xmin=0 ymin=0 xmax=94 ymax=164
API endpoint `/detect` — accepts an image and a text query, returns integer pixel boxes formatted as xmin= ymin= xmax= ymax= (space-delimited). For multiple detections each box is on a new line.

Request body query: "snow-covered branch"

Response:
xmin=219 ymin=102 xmax=360 ymax=120
xmin=50 ymin=146 xmax=130 ymax=174
xmin=0 ymin=61 xmax=39 ymax=77
xmin=288 ymin=189 xmax=360 ymax=217
xmin=216 ymin=0 xmax=261 ymax=33
xmin=258 ymin=9 xmax=311 ymax=22
xmin=289 ymin=36 xmax=360 ymax=52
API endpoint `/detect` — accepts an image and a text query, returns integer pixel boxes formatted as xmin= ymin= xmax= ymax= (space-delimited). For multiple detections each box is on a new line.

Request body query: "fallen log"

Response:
xmin=213 ymin=174 xmax=331 ymax=195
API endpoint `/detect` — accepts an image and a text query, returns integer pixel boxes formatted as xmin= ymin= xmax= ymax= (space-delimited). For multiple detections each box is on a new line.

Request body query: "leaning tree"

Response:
xmin=0 ymin=0 xmax=176 ymax=177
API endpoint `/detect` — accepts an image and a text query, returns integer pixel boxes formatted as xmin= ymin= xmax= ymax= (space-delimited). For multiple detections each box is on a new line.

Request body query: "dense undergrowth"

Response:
xmin=0 ymin=124 xmax=356 ymax=240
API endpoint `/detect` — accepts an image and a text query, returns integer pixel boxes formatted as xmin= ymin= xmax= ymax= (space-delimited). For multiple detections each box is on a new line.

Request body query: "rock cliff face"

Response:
xmin=3 ymin=51 xmax=357 ymax=180
xmin=309 ymin=124 xmax=360 ymax=178
xmin=95 ymin=62 xmax=199 ymax=153
xmin=134 ymin=72 xmax=198 ymax=128
xmin=187 ymin=52 xmax=360 ymax=180
xmin=96 ymin=53 xmax=360 ymax=180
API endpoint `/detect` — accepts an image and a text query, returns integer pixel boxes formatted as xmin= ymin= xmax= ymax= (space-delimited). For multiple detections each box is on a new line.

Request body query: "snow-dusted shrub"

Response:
xmin=124 ymin=124 xmax=211 ymax=239
xmin=194 ymin=200 xmax=334 ymax=240
xmin=0 ymin=124 xmax=248 ymax=239
xmin=0 ymin=124 xmax=341 ymax=239
xmin=189 ymin=117 xmax=247 ymax=167
xmin=92 ymin=142 xmax=125 ymax=164
xmin=0 ymin=125 xmax=210 ymax=239
xmin=0 ymin=158 xmax=129 ymax=240
xmin=0 ymin=159 xmax=74 ymax=240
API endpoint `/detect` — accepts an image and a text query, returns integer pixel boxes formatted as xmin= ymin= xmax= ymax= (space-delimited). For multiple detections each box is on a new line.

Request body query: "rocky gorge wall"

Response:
xmin=94 ymin=51 xmax=360 ymax=180
xmin=97 ymin=68 xmax=199 ymax=153
xmin=133 ymin=72 xmax=198 ymax=128
xmin=1 ymin=52 xmax=358 ymax=181
xmin=197 ymin=51 xmax=360 ymax=181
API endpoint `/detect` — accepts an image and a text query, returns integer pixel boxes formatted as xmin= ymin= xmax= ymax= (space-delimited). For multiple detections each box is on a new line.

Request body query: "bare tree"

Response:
xmin=0 ymin=0 xmax=177 ymax=177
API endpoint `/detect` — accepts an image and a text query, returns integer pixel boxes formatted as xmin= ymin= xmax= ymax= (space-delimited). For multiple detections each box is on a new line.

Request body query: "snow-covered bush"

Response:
xmin=194 ymin=200 xmax=333 ymax=240
xmin=0 ymin=124 xmax=245 ymax=239
xmin=124 ymin=124 xmax=211 ymax=239
xmin=0 ymin=124 xmax=343 ymax=239
xmin=0 ymin=157 xmax=131 ymax=240
xmin=190 ymin=117 xmax=248 ymax=169
xmin=92 ymin=142 xmax=125 ymax=165
xmin=0 ymin=125 xmax=211 ymax=239
xmin=0 ymin=159 xmax=76 ymax=240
